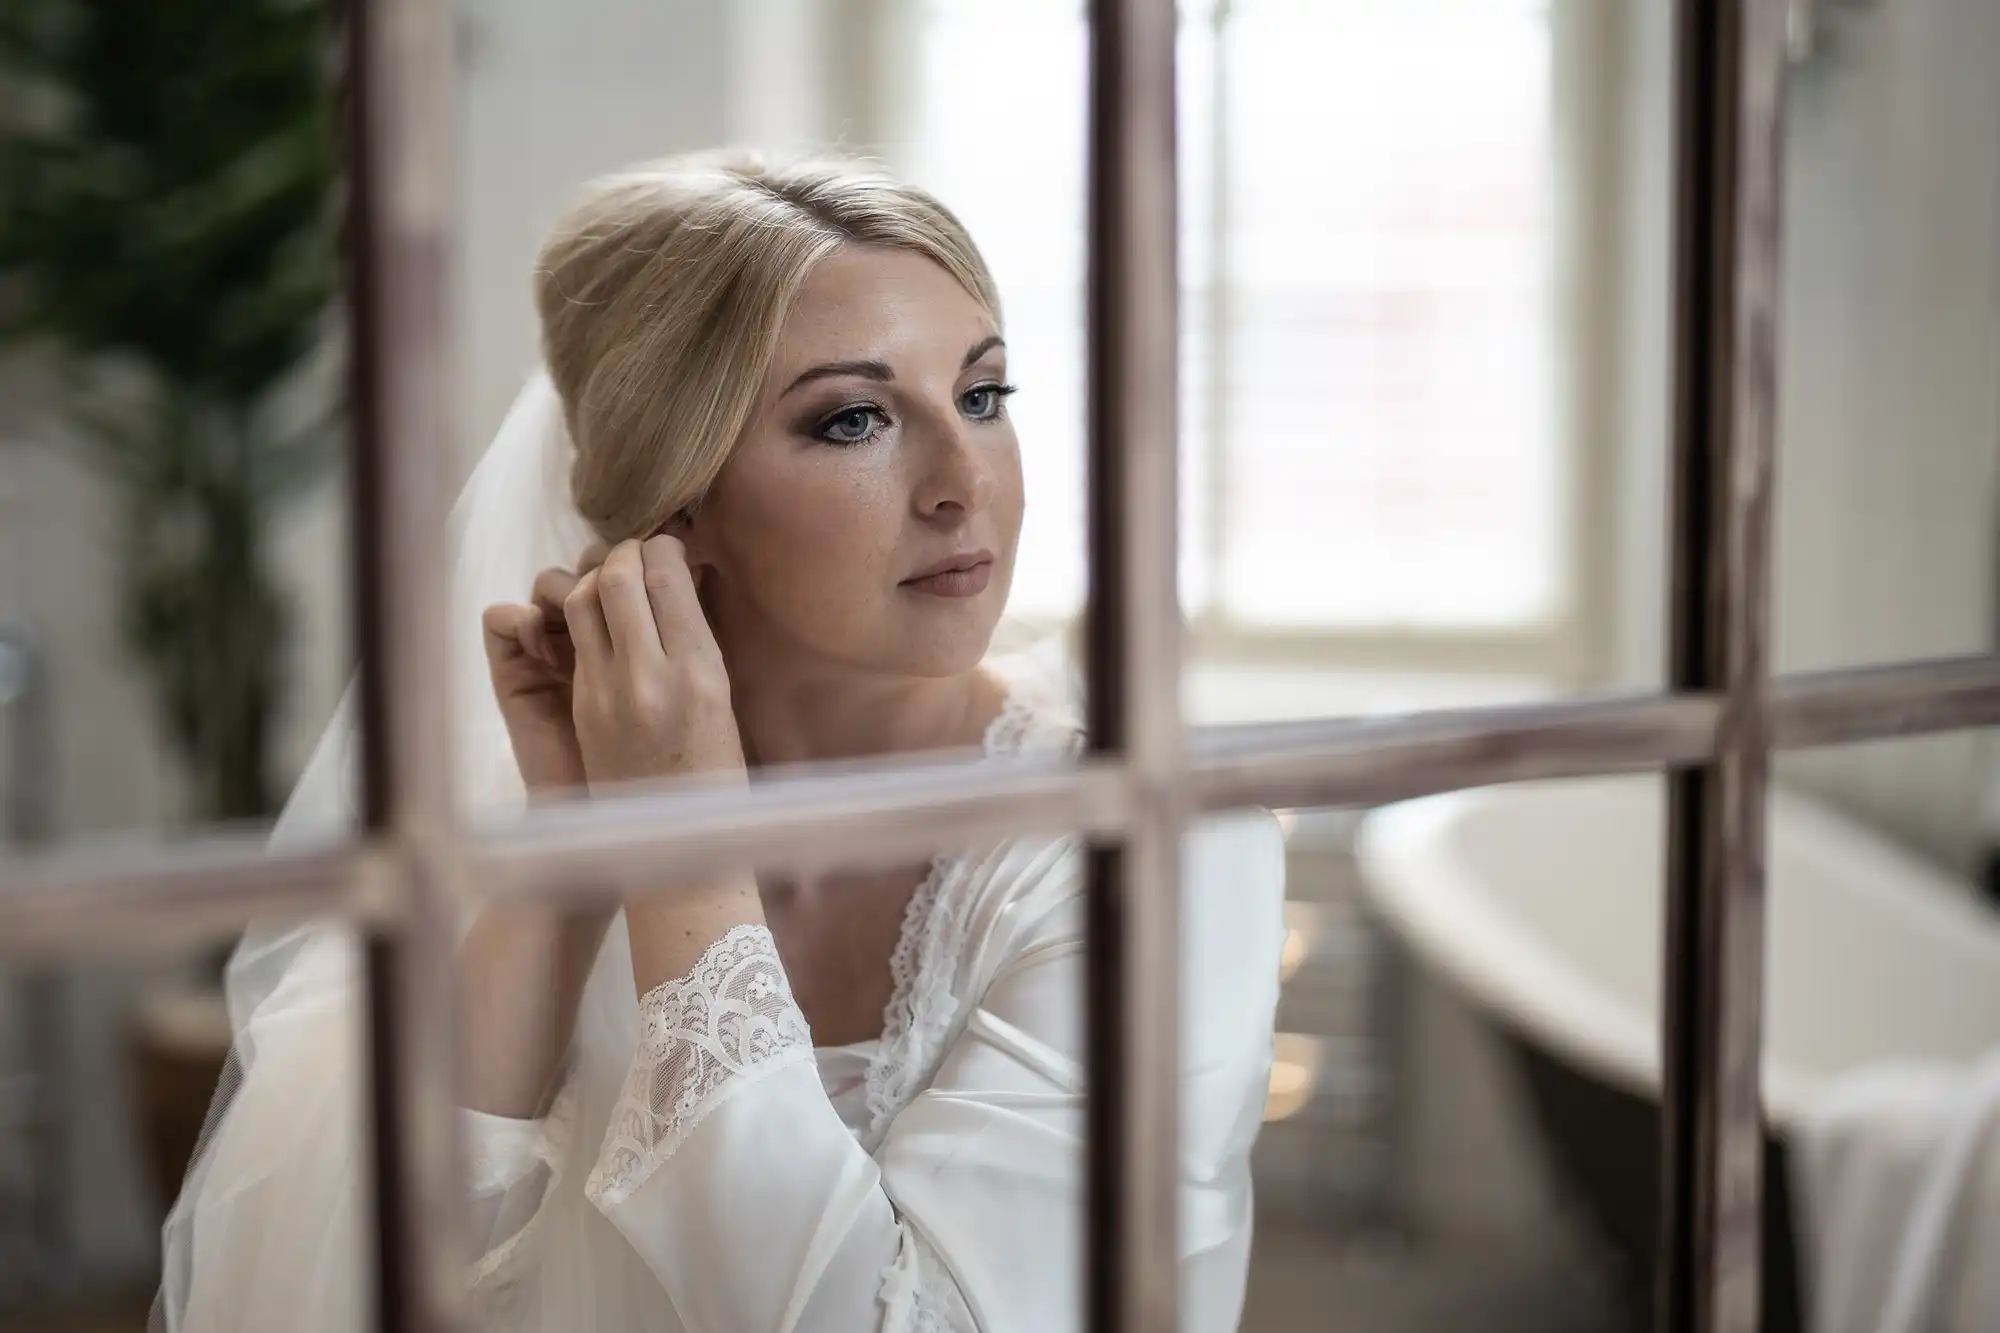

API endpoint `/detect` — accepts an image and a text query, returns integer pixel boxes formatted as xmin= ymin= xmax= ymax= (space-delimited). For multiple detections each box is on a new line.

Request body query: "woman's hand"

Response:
xmin=564 ymin=535 xmax=746 ymax=789
xmin=482 ymin=547 xmax=604 ymax=796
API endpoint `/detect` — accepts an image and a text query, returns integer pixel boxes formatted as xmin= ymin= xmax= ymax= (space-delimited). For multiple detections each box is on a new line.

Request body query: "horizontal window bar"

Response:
xmin=0 ymin=836 xmax=371 ymax=957
xmin=474 ymin=751 xmax=1130 ymax=902
xmin=2 ymin=652 xmax=1994 ymax=939
xmin=1772 ymin=652 xmax=2000 ymax=748
xmin=1190 ymin=689 xmax=1724 ymax=810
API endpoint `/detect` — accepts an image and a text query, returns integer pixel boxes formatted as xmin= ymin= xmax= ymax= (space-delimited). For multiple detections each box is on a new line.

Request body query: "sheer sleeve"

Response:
xmin=584 ymin=812 xmax=1286 ymax=1333
xmin=461 ymin=1075 xmax=581 ymax=1304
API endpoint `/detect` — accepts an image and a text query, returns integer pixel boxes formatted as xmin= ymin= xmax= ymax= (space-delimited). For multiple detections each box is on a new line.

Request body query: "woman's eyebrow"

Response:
xmin=781 ymin=358 xmax=894 ymax=398
xmin=961 ymin=334 xmax=1005 ymax=367
xmin=780 ymin=335 xmax=1006 ymax=400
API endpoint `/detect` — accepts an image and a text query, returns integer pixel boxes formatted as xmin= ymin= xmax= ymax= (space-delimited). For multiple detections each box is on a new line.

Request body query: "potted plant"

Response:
xmin=0 ymin=0 xmax=341 ymax=1234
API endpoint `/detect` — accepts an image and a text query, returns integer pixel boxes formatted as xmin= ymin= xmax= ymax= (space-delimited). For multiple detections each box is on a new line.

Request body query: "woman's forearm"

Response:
xmin=623 ymin=877 xmax=765 ymax=998
xmin=459 ymin=901 xmax=615 ymax=1118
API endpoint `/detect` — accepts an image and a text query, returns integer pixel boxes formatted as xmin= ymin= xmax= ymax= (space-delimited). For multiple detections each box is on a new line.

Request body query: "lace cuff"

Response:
xmin=585 ymin=924 xmax=813 ymax=1210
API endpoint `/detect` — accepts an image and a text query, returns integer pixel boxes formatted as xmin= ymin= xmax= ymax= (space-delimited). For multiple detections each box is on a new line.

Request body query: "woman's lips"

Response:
xmin=901 ymin=552 xmax=994 ymax=599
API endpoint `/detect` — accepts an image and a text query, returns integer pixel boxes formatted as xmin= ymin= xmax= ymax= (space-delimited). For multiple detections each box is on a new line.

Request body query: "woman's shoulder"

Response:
xmin=972 ymin=633 xmax=1287 ymax=924
xmin=965 ymin=633 xmax=1288 ymax=982
xmin=979 ymin=638 xmax=1085 ymax=758
xmin=952 ymin=810 xmax=1287 ymax=974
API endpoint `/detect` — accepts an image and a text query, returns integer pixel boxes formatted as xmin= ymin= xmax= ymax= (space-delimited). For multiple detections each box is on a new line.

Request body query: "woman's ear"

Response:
xmin=663 ymin=508 xmax=710 ymax=570
xmin=665 ymin=510 xmax=720 ymax=603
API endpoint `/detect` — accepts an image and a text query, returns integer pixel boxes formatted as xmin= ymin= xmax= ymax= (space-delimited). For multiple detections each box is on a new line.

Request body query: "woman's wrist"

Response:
xmin=623 ymin=878 xmax=766 ymax=997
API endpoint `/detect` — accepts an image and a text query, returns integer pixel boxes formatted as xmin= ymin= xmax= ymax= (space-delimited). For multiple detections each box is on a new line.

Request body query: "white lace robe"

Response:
xmin=461 ymin=701 xmax=1288 ymax=1333
xmin=158 ymin=685 xmax=1285 ymax=1333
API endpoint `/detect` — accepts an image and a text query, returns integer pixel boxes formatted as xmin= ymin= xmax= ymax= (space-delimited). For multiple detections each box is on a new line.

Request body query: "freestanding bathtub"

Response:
xmin=1355 ymin=774 xmax=2000 ymax=1332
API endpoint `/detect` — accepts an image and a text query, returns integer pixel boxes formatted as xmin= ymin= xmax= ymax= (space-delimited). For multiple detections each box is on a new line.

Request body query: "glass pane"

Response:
xmin=447 ymin=0 xmax=1096 ymax=812
xmin=447 ymin=0 xmax=1115 ymax=1325
xmin=1772 ymin=1 xmax=2000 ymax=673
xmin=0 ymin=0 xmax=352 ymax=848
xmin=1244 ymin=777 xmax=1664 ymax=1332
xmin=1766 ymin=729 xmax=2000 ymax=1332
xmin=0 ymin=932 xmax=368 ymax=1333
xmin=1219 ymin=1 xmax=1556 ymax=631
xmin=1179 ymin=0 xmax=1675 ymax=730
xmin=897 ymin=0 xmax=1213 ymax=621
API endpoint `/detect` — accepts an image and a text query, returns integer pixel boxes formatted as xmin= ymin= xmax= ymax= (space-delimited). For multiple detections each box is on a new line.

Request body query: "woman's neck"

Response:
xmin=732 ymin=661 xmax=1000 ymax=769
xmin=709 ymin=608 xmax=1003 ymax=770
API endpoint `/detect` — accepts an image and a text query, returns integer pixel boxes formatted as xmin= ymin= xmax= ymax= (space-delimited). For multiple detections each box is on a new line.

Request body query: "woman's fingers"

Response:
xmin=486 ymin=602 xmax=578 ymax=679
xmin=560 ymin=535 xmax=744 ymax=787
xmin=531 ymin=565 xmax=581 ymax=614
xmin=481 ymin=603 xmax=539 ymax=668
xmin=521 ymin=567 xmax=580 ymax=676
xmin=596 ymin=540 xmax=671 ymax=666
xmin=562 ymin=568 xmax=612 ymax=664
xmin=640 ymin=534 xmax=714 ymax=657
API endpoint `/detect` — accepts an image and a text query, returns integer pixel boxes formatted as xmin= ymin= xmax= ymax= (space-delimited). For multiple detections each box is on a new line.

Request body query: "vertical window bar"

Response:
xmin=1084 ymin=2 xmax=1186 ymax=1332
xmin=1659 ymin=3 xmax=1789 ymax=1332
xmin=341 ymin=0 xmax=467 ymax=1330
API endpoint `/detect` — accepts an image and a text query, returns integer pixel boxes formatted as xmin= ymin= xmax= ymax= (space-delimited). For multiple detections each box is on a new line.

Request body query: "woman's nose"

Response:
xmin=911 ymin=419 xmax=995 ymax=522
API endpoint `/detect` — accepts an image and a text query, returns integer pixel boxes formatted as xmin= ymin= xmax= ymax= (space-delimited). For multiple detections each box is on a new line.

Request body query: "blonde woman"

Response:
xmin=156 ymin=151 xmax=1285 ymax=1333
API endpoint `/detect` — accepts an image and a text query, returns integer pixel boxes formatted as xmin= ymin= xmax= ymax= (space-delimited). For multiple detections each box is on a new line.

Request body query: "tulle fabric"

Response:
xmin=150 ymin=373 xmax=682 ymax=1332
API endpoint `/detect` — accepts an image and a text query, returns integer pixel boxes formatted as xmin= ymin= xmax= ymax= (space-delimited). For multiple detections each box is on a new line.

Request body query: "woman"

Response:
xmin=156 ymin=151 xmax=1285 ymax=1333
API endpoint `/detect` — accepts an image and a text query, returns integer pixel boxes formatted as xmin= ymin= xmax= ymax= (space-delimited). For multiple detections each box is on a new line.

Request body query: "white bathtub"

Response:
xmin=1355 ymin=773 xmax=2000 ymax=1133
xmin=1354 ymin=774 xmax=2000 ymax=1326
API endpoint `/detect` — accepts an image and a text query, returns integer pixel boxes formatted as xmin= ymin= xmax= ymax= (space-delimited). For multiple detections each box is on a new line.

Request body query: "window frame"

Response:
xmin=0 ymin=4 xmax=1995 ymax=1333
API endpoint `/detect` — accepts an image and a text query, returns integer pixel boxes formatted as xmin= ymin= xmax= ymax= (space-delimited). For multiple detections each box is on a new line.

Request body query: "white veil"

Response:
xmin=152 ymin=373 xmax=678 ymax=1332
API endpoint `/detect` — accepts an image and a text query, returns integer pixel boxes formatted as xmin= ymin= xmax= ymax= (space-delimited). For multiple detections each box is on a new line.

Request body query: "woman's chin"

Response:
xmin=868 ymin=611 xmax=1003 ymax=679
xmin=888 ymin=634 xmax=998 ymax=679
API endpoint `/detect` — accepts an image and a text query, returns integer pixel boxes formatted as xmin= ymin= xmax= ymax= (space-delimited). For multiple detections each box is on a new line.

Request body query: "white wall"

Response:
xmin=1615 ymin=0 xmax=2000 ymax=873
xmin=454 ymin=0 xmax=727 ymax=476
xmin=1766 ymin=0 xmax=2000 ymax=871
xmin=452 ymin=0 xmax=839 ymax=478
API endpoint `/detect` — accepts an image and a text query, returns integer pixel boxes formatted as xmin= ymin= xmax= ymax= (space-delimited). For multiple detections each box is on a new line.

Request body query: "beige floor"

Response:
xmin=0 ymin=1227 xmax=1637 ymax=1332
xmin=0 ymin=1295 xmax=148 ymax=1333
xmin=1241 ymin=1221 xmax=1637 ymax=1333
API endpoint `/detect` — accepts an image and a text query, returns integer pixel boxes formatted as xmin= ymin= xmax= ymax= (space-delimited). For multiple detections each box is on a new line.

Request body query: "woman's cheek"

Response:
xmin=758 ymin=487 xmax=898 ymax=612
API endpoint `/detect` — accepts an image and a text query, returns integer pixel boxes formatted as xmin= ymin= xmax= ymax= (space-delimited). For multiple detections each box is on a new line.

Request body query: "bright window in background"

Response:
xmin=908 ymin=0 xmax=1560 ymax=637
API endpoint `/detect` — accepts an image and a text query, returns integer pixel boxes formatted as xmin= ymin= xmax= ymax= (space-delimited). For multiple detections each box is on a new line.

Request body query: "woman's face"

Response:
xmin=689 ymin=245 xmax=1023 ymax=678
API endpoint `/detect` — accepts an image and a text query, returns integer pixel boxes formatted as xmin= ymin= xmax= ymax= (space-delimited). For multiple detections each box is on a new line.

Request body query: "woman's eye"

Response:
xmin=819 ymin=407 xmax=884 ymax=444
xmin=961 ymin=382 xmax=1016 ymax=421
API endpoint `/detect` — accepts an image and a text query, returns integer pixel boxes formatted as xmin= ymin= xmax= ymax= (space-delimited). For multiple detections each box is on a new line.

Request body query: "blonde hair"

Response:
xmin=535 ymin=149 xmax=1002 ymax=542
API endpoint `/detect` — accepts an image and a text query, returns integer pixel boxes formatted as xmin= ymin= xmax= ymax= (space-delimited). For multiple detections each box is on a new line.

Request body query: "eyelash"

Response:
xmin=811 ymin=381 xmax=1019 ymax=447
